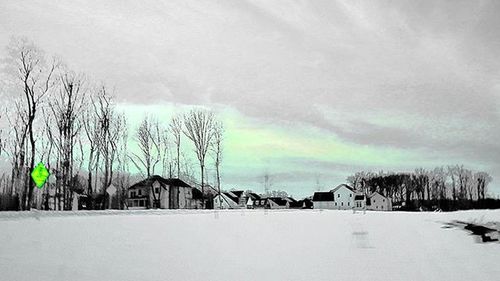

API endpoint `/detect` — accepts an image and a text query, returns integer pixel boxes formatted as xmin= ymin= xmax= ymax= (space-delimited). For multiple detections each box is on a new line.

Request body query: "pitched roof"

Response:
xmin=354 ymin=194 xmax=365 ymax=200
xmin=230 ymin=191 xmax=244 ymax=198
xmin=268 ymin=197 xmax=288 ymax=206
xmin=248 ymin=193 xmax=261 ymax=200
xmin=222 ymin=192 xmax=239 ymax=204
xmin=331 ymin=184 xmax=355 ymax=193
xmin=312 ymin=192 xmax=334 ymax=202
xmin=192 ymin=188 xmax=204 ymax=200
xmin=289 ymin=200 xmax=303 ymax=208
xmin=128 ymin=175 xmax=191 ymax=190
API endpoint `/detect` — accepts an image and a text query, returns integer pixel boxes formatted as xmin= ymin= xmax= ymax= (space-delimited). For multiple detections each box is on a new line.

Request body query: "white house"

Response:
xmin=367 ymin=192 xmax=392 ymax=211
xmin=331 ymin=184 xmax=355 ymax=210
xmin=312 ymin=192 xmax=335 ymax=209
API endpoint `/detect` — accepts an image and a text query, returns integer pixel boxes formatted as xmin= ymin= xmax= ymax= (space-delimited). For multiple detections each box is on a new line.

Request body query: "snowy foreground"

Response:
xmin=1 ymin=209 xmax=499 ymax=281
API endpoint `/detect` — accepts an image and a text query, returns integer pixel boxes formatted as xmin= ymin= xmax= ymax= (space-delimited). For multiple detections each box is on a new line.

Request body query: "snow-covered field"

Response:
xmin=0 ymin=209 xmax=499 ymax=281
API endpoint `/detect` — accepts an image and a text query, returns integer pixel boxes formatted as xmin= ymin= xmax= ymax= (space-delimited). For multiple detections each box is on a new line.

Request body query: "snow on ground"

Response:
xmin=0 ymin=209 xmax=499 ymax=281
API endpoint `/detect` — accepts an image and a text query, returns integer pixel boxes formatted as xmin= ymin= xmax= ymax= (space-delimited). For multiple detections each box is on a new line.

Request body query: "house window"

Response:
xmin=338 ymin=194 xmax=340 ymax=198
xmin=350 ymin=194 xmax=352 ymax=197
xmin=335 ymin=202 xmax=337 ymax=206
xmin=155 ymin=187 xmax=160 ymax=194
xmin=383 ymin=199 xmax=385 ymax=202
xmin=348 ymin=202 xmax=350 ymax=206
xmin=138 ymin=190 xmax=142 ymax=196
xmin=139 ymin=200 xmax=145 ymax=207
xmin=341 ymin=202 xmax=343 ymax=206
xmin=131 ymin=191 xmax=136 ymax=197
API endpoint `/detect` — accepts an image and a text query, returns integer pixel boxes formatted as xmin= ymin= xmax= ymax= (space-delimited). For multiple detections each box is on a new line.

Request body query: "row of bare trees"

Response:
xmin=0 ymin=37 xmax=225 ymax=210
xmin=128 ymin=111 xmax=224 ymax=208
xmin=347 ymin=165 xmax=493 ymax=210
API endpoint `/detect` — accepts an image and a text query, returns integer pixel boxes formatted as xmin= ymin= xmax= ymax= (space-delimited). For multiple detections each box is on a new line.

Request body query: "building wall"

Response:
xmin=333 ymin=187 xmax=354 ymax=210
xmin=313 ymin=201 xmax=335 ymax=209
xmin=367 ymin=193 xmax=392 ymax=211
xmin=159 ymin=185 xmax=169 ymax=209
xmin=354 ymin=199 xmax=366 ymax=210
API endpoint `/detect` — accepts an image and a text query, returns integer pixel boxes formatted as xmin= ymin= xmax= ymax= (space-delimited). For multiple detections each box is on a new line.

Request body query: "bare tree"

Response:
xmin=129 ymin=116 xmax=162 ymax=178
xmin=129 ymin=116 xmax=166 ymax=208
xmin=93 ymin=87 xmax=124 ymax=209
xmin=48 ymin=69 xmax=86 ymax=209
xmin=82 ymin=99 xmax=100 ymax=199
xmin=183 ymin=109 xmax=216 ymax=208
xmin=475 ymin=172 xmax=492 ymax=200
xmin=115 ymin=118 xmax=130 ymax=209
xmin=169 ymin=114 xmax=183 ymax=178
xmin=211 ymin=120 xmax=223 ymax=208
xmin=5 ymin=37 xmax=58 ymax=209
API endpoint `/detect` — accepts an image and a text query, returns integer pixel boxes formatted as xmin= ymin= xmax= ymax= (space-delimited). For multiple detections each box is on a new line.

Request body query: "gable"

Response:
xmin=331 ymin=184 xmax=354 ymax=194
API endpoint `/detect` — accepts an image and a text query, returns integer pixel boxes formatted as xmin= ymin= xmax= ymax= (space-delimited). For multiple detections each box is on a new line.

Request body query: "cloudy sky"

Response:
xmin=1 ymin=0 xmax=499 ymax=197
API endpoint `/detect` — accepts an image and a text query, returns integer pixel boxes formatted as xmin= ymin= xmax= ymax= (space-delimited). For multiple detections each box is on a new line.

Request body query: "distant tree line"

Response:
xmin=347 ymin=165 xmax=497 ymax=211
xmin=0 ymin=37 xmax=224 ymax=211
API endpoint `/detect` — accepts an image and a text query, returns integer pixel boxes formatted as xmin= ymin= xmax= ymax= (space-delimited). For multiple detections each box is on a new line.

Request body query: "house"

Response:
xmin=287 ymin=197 xmax=302 ymax=209
xmin=127 ymin=175 xmax=203 ymax=209
xmin=354 ymin=194 xmax=366 ymax=210
xmin=331 ymin=184 xmax=355 ymax=210
xmin=213 ymin=191 xmax=246 ymax=209
xmin=266 ymin=197 xmax=289 ymax=209
xmin=300 ymin=198 xmax=314 ymax=209
xmin=312 ymin=192 xmax=335 ymax=209
xmin=246 ymin=193 xmax=263 ymax=209
xmin=229 ymin=191 xmax=247 ymax=208
xmin=366 ymin=192 xmax=392 ymax=211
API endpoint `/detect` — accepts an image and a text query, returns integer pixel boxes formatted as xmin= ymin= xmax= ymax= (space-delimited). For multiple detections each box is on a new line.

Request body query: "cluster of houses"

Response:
xmin=126 ymin=175 xmax=393 ymax=211
xmin=311 ymin=184 xmax=392 ymax=211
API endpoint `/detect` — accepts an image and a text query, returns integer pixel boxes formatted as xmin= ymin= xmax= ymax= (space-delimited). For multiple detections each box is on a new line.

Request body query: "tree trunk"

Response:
xmin=201 ymin=163 xmax=205 ymax=209
xmin=177 ymin=141 xmax=180 ymax=178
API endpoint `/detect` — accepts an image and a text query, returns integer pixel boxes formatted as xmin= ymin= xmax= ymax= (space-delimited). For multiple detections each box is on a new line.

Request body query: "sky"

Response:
xmin=0 ymin=0 xmax=499 ymax=198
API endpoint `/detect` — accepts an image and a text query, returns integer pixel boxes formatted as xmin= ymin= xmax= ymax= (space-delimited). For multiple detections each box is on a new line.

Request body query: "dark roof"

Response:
xmin=230 ymin=191 xmax=244 ymax=198
xmin=354 ymin=195 xmax=365 ymax=200
xmin=128 ymin=175 xmax=191 ymax=190
xmin=223 ymin=192 xmax=239 ymax=204
xmin=192 ymin=188 xmax=204 ymax=200
xmin=289 ymin=200 xmax=303 ymax=208
xmin=302 ymin=198 xmax=313 ymax=209
xmin=313 ymin=192 xmax=334 ymax=202
xmin=268 ymin=197 xmax=288 ymax=206
xmin=287 ymin=197 xmax=297 ymax=203
xmin=248 ymin=193 xmax=261 ymax=200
